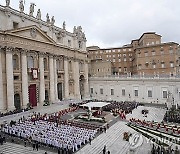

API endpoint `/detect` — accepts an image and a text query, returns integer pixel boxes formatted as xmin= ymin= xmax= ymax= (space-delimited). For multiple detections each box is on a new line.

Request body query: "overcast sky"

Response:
xmin=2 ymin=0 xmax=180 ymax=48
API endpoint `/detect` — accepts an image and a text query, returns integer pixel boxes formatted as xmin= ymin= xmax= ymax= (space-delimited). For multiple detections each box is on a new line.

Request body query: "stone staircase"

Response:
xmin=0 ymin=142 xmax=57 ymax=154
xmin=76 ymin=121 xmax=135 ymax=154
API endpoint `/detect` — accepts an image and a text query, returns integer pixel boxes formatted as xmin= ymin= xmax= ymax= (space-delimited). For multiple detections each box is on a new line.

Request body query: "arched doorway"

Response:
xmin=79 ymin=75 xmax=85 ymax=99
xmin=45 ymin=90 xmax=49 ymax=101
xmin=57 ymin=83 xmax=63 ymax=101
xmin=28 ymin=84 xmax=37 ymax=107
xmin=14 ymin=94 xmax=21 ymax=110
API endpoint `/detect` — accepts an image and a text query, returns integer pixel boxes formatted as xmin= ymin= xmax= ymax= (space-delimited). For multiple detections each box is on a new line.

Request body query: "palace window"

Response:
xmin=124 ymin=67 xmax=127 ymax=72
xmin=134 ymin=90 xmax=138 ymax=97
xmin=13 ymin=54 xmax=19 ymax=70
xmin=90 ymin=88 xmax=93 ymax=94
xmin=122 ymin=89 xmax=125 ymax=96
xmin=100 ymin=88 xmax=103 ymax=95
xmin=161 ymin=63 xmax=165 ymax=68
xmin=111 ymin=89 xmax=114 ymax=95
xmin=145 ymin=52 xmax=148 ymax=57
xmin=152 ymin=51 xmax=156 ymax=56
xmin=27 ymin=56 xmax=34 ymax=68
xmin=170 ymin=62 xmax=174 ymax=68
xmin=163 ymin=91 xmax=167 ymax=98
xmin=148 ymin=90 xmax=152 ymax=97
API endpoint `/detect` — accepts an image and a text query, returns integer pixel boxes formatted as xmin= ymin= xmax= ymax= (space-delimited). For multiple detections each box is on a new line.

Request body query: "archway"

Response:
xmin=45 ymin=90 xmax=49 ymax=101
xmin=28 ymin=84 xmax=37 ymax=107
xmin=57 ymin=83 xmax=63 ymax=101
xmin=79 ymin=75 xmax=85 ymax=99
xmin=14 ymin=94 xmax=21 ymax=110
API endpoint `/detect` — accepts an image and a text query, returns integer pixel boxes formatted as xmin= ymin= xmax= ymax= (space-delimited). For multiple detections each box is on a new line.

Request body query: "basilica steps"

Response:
xmin=76 ymin=121 xmax=135 ymax=154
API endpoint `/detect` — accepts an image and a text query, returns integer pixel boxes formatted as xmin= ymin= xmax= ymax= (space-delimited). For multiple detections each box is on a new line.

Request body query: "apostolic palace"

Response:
xmin=0 ymin=1 xmax=89 ymax=112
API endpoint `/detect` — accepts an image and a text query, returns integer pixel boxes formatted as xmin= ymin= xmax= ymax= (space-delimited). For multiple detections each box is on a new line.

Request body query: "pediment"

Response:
xmin=6 ymin=25 xmax=56 ymax=44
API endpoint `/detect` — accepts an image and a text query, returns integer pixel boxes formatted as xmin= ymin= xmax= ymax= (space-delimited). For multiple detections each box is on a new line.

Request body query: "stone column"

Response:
xmin=0 ymin=49 xmax=5 ymax=111
xmin=21 ymin=50 xmax=29 ymax=108
xmin=49 ymin=55 xmax=55 ymax=102
xmin=6 ymin=47 xmax=15 ymax=110
xmin=73 ymin=60 xmax=80 ymax=99
xmin=39 ymin=53 xmax=45 ymax=104
xmin=64 ymin=58 xmax=69 ymax=99
xmin=84 ymin=62 xmax=89 ymax=98
xmin=54 ymin=58 xmax=58 ymax=101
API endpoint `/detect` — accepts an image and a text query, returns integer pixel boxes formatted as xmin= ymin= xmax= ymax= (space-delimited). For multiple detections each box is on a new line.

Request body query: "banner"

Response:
xmin=31 ymin=68 xmax=38 ymax=80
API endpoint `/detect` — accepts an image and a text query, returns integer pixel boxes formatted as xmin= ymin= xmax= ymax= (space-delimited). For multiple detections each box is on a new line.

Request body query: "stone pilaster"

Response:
xmin=21 ymin=50 xmax=29 ymax=108
xmin=49 ymin=55 xmax=55 ymax=102
xmin=0 ymin=49 xmax=5 ymax=111
xmin=6 ymin=47 xmax=15 ymax=110
xmin=73 ymin=60 xmax=80 ymax=99
xmin=84 ymin=62 xmax=89 ymax=98
xmin=54 ymin=58 xmax=58 ymax=101
xmin=39 ymin=53 xmax=45 ymax=104
xmin=64 ymin=58 xmax=69 ymax=99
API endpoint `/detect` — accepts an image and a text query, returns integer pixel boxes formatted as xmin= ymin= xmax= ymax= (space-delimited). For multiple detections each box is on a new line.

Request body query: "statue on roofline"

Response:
xmin=19 ymin=0 xmax=24 ymax=13
xmin=36 ymin=9 xmax=41 ymax=20
xmin=29 ymin=3 xmax=36 ymax=16
xmin=6 ymin=0 xmax=10 ymax=7
xmin=46 ymin=13 xmax=50 ymax=23
xmin=63 ymin=21 xmax=66 ymax=30
xmin=51 ymin=16 xmax=55 ymax=25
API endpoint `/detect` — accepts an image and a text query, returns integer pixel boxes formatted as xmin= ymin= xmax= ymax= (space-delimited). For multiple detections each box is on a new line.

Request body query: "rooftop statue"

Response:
xmin=51 ymin=16 xmax=55 ymax=25
xmin=36 ymin=9 xmax=41 ymax=20
xmin=19 ymin=0 xmax=24 ymax=13
xmin=6 ymin=0 xmax=10 ymax=7
xmin=29 ymin=3 xmax=35 ymax=16
xmin=46 ymin=13 xmax=50 ymax=23
xmin=63 ymin=21 xmax=66 ymax=30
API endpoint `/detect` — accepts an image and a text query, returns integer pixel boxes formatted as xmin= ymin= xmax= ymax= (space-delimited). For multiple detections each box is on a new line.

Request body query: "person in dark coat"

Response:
xmin=35 ymin=142 xmax=39 ymax=151
xmin=32 ymin=143 xmax=35 ymax=150
xmin=103 ymin=145 xmax=106 ymax=154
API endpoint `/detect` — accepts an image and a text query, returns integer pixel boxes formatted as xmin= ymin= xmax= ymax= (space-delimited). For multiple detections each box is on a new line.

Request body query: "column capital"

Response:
xmin=20 ymin=49 xmax=29 ymax=55
xmin=38 ymin=52 xmax=46 ymax=58
xmin=64 ymin=56 xmax=69 ymax=61
xmin=5 ymin=46 xmax=14 ymax=53
xmin=57 ymin=55 xmax=64 ymax=60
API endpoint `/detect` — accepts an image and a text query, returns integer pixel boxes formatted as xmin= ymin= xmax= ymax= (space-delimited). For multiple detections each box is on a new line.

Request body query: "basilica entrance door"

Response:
xmin=28 ymin=84 xmax=37 ymax=107
xmin=57 ymin=83 xmax=63 ymax=101
xmin=14 ymin=94 xmax=21 ymax=110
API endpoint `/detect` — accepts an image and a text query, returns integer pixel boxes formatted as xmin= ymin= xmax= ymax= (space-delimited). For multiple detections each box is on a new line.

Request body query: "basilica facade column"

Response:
xmin=84 ymin=62 xmax=89 ymax=98
xmin=64 ymin=58 xmax=69 ymax=99
xmin=73 ymin=60 xmax=80 ymax=99
xmin=49 ymin=55 xmax=55 ymax=102
xmin=39 ymin=53 xmax=45 ymax=104
xmin=6 ymin=47 xmax=15 ymax=110
xmin=21 ymin=50 xmax=29 ymax=108
xmin=0 ymin=49 xmax=5 ymax=111
xmin=54 ymin=58 xmax=58 ymax=101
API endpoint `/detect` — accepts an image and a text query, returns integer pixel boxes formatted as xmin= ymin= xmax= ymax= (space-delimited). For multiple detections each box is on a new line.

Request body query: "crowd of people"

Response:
xmin=151 ymin=144 xmax=179 ymax=154
xmin=103 ymin=101 xmax=139 ymax=114
xmin=163 ymin=109 xmax=180 ymax=124
xmin=1 ymin=107 xmax=100 ymax=153
xmin=0 ymin=107 xmax=32 ymax=118
xmin=129 ymin=118 xmax=180 ymax=135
